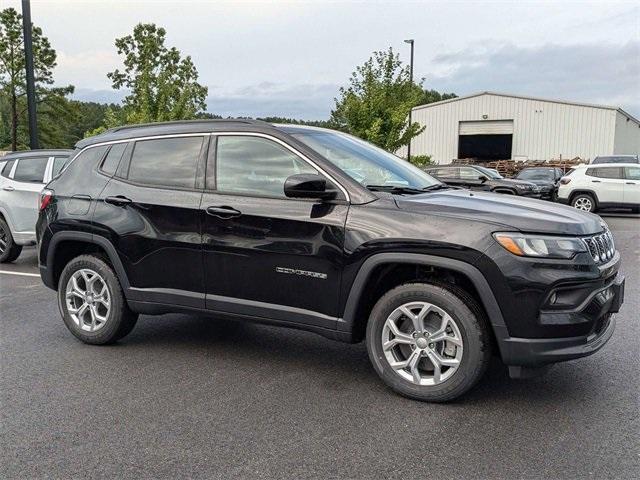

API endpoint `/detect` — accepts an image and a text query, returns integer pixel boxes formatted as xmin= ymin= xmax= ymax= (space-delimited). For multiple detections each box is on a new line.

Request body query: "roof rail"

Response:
xmin=107 ymin=118 xmax=271 ymax=134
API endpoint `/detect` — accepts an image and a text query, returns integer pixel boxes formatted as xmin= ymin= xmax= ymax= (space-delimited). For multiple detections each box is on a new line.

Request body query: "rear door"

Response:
xmin=95 ymin=135 xmax=207 ymax=307
xmin=623 ymin=166 xmax=640 ymax=205
xmin=3 ymin=156 xmax=49 ymax=234
xmin=585 ymin=167 xmax=625 ymax=203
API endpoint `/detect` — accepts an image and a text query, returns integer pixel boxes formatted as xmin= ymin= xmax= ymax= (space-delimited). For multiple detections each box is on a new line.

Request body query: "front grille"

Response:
xmin=583 ymin=230 xmax=615 ymax=264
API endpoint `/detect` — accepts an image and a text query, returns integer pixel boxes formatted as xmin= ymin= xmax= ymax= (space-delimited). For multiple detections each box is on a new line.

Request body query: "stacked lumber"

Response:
xmin=452 ymin=157 xmax=588 ymax=177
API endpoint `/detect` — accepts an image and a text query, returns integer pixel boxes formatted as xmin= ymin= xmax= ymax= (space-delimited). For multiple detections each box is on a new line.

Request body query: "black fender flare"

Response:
xmin=44 ymin=231 xmax=130 ymax=290
xmin=339 ymin=253 xmax=507 ymax=335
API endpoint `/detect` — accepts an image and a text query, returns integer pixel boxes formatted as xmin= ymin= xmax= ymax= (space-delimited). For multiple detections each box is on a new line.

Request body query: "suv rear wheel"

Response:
xmin=366 ymin=282 xmax=491 ymax=402
xmin=571 ymin=193 xmax=596 ymax=213
xmin=58 ymin=254 xmax=138 ymax=344
xmin=0 ymin=218 xmax=22 ymax=263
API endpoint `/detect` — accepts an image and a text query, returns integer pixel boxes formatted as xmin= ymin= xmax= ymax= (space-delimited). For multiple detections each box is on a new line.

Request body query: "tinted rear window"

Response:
xmin=100 ymin=143 xmax=128 ymax=176
xmin=586 ymin=167 xmax=623 ymax=179
xmin=128 ymin=137 xmax=204 ymax=189
xmin=13 ymin=157 xmax=49 ymax=183
xmin=1 ymin=160 xmax=15 ymax=178
xmin=52 ymin=156 xmax=70 ymax=177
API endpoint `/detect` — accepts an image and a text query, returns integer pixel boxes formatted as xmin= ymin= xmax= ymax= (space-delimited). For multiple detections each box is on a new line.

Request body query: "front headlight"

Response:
xmin=494 ymin=232 xmax=587 ymax=259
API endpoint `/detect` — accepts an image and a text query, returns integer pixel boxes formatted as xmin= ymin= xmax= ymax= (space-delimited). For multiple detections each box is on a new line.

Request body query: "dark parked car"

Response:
xmin=515 ymin=167 xmax=564 ymax=200
xmin=37 ymin=120 xmax=624 ymax=402
xmin=425 ymin=164 xmax=541 ymax=197
xmin=591 ymin=155 xmax=638 ymax=165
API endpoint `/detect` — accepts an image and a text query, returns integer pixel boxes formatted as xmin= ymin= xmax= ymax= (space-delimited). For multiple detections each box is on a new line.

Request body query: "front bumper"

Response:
xmin=497 ymin=274 xmax=624 ymax=367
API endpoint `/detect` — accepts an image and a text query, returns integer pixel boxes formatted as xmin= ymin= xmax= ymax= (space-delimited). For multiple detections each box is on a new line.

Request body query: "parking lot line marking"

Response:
xmin=0 ymin=270 xmax=40 ymax=278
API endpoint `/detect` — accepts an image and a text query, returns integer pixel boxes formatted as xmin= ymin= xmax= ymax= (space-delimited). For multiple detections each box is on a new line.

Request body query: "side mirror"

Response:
xmin=284 ymin=173 xmax=337 ymax=200
xmin=479 ymin=175 xmax=489 ymax=182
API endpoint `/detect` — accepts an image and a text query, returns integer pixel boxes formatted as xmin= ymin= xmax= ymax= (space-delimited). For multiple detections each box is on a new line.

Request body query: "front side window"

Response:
xmin=586 ymin=167 xmax=623 ymax=179
xmin=128 ymin=136 xmax=204 ymax=189
xmin=459 ymin=167 xmax=482 ymax=180
xmin=13 ymin=157 xmax=49 ymax=183
xmin=214 ymin=136 xmax=317 ymax=197
xmin=625 ymin=167 xmax=640 ymax=180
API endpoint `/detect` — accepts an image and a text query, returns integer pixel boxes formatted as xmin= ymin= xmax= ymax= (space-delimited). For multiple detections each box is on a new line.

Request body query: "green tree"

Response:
xmin=0 ymin=7 xmax=73 ymax=150
xmin=330 ymin=47 xmax=425 ymax=153
xmin=106 ymin=23 xmax=208 ymax=126
xmin=418 ymin=89 xmax=457 ymax=106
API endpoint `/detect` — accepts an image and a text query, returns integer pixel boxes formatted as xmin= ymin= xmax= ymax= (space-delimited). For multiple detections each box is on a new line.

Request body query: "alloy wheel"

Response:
xmin=381 ymin=301 xmax=463 ymax=386
xmin=574 ymin=197 xmax=593 ymax=211
xmin=65 ymin=268 xmax=111 ymax=332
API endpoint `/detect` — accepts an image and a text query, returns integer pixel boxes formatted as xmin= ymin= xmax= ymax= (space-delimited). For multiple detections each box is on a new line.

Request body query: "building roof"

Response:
xmin=412 ymin=91 xmax=640 ymax=125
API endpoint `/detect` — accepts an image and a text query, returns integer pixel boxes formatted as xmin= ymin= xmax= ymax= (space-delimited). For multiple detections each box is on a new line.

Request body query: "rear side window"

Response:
xmin=1 ymin=160 xmax=15 ymax=178
xmin=586 ymin=167 xmax=623 ymax=179
xmin=100 ymin=143 xmax=127 ymax=176
xmin=128 ymin=137 xmax=204 ymax=189
xmin=52 ymin=156 xmax=70 ymax=177
xmin=13 ymin=157 xmax=49 ymax=183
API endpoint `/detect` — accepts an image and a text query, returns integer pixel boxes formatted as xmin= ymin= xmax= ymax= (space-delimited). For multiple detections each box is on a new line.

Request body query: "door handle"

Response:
xmin=105 ymin=195 xmax=132 ymax=206
xmin=591 ymin=180 xmax=601 ymax=183
xmin=2 ymin=186 xmax=15 ymax=191
xmin=626 ymin=182 xmax=636 ymax=185
xmin=206 ymin=205 xmax=242 ymax=219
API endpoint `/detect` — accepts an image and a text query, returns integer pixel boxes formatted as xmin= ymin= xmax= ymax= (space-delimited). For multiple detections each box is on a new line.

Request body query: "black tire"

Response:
xmin=571 ymin=193 xmax=597 ymax=213
xmin=366 ymin=282 xmax=491 ymax=402
xmin=58 ymin=254 xmax=138 ymax=345
xmin=0 ymin=218 xmax=22 ymax=263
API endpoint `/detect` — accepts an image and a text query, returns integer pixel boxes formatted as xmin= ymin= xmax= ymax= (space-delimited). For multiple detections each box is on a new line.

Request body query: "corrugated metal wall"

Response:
xmin=404 ymin=93 xmax=620 ymax=163
xmin=613 ymin=111 xmax=640 ymax=154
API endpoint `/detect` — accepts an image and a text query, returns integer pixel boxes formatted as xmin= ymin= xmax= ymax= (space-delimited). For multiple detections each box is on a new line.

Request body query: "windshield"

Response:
xmin=290 ymin=130 xmax=441 ymax=190
xmin=475 ymin=166 xmax=503 ymax=179
xmin=517 ymin=168 xmax=554 ymax=181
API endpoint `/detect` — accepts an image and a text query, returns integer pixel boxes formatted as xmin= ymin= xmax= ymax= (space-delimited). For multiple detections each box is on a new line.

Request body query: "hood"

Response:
xmin=395 ymin=189 xmax=603 ymax=235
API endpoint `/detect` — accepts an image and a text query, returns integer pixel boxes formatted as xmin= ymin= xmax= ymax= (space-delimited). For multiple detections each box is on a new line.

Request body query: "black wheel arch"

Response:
xmin=340 ymin=253 xmax=508 ymax=349
xmin=43 ymin=231 xmax=130 ymax=291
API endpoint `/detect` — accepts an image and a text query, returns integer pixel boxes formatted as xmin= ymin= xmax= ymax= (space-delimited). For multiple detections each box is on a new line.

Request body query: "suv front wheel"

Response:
xmin=58 ymin=254 xmax=138 ymax=344
xmin=0 ymin=218 xmax=22 ymax=263
xmin=366 ymin=282 xmax=491 ymax=402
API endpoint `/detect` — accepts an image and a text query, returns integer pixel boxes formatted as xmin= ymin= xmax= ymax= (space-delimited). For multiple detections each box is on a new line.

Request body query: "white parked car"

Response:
xmin=0 ymin=149 xmax=73 ymax=262
xmin=557 ymin=163 xmax=640 ymax=213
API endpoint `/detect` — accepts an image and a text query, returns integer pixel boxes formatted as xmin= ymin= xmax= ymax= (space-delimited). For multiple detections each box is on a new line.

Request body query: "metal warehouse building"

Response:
xmin=403 ymin=92 xmax=640 ymax=164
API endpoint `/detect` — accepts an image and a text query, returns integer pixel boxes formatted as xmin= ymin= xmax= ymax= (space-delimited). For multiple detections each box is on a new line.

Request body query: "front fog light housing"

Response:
xmin=494 ymin=233 xmax=586 ymax=259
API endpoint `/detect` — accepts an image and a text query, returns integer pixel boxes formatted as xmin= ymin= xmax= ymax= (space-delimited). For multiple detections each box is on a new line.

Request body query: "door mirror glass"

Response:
xmin=284 ymin=173 xmax=336 ymax=199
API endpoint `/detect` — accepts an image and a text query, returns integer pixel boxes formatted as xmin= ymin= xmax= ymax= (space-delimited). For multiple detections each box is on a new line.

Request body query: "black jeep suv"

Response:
xmin=36 ymin=120 xmax=625 ymax=402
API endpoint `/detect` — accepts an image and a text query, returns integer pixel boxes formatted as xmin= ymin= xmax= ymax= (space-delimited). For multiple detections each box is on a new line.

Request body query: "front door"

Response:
xmin=200 ymin=134 xmax=348 ymax=330
xmin=95 ymin=135 xmax=206 ymax=307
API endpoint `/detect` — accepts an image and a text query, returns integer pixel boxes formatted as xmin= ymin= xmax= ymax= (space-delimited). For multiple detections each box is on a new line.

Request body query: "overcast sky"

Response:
xmin=6 ymin=0 xmax=640 ymax=119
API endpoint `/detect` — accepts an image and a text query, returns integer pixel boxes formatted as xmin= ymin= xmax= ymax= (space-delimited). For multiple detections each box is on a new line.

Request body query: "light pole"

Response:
xmin=404 ymin=39 xmax=414 ymax=162
xmin=22 ymin=0 xmax=39 ymax=149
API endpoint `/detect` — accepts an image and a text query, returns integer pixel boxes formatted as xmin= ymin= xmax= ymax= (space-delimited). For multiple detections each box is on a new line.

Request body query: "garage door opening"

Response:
xmin=457 ymin=120 xmax=513 ymax=161
xmin=458 ymin=134 xmax=513 ymax=160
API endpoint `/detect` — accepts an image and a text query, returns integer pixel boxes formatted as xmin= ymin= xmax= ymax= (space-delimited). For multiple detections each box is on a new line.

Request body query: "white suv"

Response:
xmin=557 ymin=163 xmax=640 ymax=213
xmin=0 ymin=149 xmax=73 ymax=262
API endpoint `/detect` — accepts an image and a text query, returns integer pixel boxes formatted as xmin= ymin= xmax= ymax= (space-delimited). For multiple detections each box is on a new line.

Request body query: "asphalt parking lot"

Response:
xmin=1 ymin=215 xmax=638 ymax=479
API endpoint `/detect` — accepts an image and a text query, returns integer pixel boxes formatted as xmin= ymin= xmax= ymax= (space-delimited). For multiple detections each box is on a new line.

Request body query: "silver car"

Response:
xmin=0 ymin=149 xmax=73 ymax=262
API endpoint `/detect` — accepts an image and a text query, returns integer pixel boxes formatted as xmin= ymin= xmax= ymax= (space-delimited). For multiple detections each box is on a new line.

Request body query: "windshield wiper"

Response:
xmin=365 ymin=184 xmax=427 ymax=195
xmin=421 ymin=183 xmax=450 ymax=191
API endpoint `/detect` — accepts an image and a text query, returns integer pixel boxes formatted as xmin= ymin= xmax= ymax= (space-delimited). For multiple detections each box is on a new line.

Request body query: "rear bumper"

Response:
xmin=497 ymin=274 xmax=624 ymax=367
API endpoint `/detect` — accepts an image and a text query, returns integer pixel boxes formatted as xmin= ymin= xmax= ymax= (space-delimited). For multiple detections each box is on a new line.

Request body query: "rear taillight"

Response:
xmin=559 ymin=177 xmax=571 ymax=185
xmin=39 ymin=189 xmax=54 ymax=211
